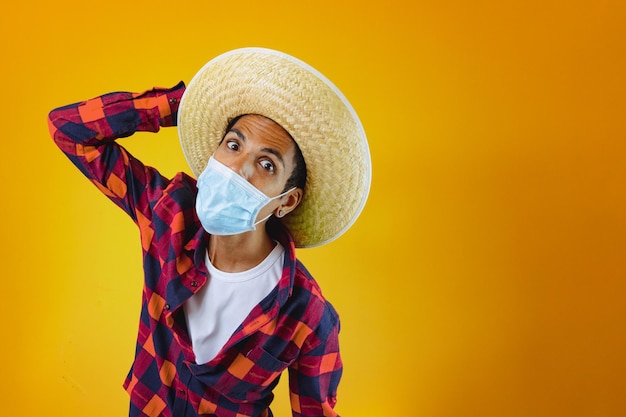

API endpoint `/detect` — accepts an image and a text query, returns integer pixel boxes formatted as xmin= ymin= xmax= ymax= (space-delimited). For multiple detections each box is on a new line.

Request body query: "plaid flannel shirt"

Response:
xmin=47 ymin=83 xmax=342 ymax=417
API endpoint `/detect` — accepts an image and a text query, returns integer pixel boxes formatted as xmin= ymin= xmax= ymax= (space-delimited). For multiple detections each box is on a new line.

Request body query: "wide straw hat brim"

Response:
xmin=178 ymin=48 xmax=371 ymax=248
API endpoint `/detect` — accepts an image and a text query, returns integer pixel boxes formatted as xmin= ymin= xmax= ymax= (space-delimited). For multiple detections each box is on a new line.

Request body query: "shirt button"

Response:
xmin=169 ymin=98 xmax=177 ymax=103
xmin=164 ymin=304 xmax=170 ymax=310
xmin=191 ymin=280 xmax=198 ymax=287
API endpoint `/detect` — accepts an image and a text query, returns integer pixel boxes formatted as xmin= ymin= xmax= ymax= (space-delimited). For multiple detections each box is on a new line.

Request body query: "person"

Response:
xmin=48 ymin=48 xmax=371 ymax=417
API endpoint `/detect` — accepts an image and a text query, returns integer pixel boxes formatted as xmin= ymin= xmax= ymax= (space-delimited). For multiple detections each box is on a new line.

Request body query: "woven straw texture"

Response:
xmin=178 ymin=48 xmax=371 ymax=247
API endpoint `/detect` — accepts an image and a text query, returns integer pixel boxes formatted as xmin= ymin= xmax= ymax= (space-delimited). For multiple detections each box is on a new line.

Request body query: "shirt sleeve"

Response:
xmin=47 ymin=82 xmax=186 ymax=223
xmin=288 ymin=310 xmax=343 ymax=417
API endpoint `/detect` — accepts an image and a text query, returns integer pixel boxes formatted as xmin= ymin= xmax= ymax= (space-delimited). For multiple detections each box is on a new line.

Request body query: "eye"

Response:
xmin=260 ymin=159 xmax=275 ymax=173
xmin=226 ymin=140 xmax=240 ymax=151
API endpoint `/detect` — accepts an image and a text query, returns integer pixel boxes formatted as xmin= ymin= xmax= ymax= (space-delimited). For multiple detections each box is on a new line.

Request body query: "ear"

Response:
xmin=275 ymin=188 xmax=303 ymax=218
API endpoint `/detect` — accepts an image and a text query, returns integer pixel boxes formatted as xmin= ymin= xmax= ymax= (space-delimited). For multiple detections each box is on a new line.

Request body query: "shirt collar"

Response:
xmin=186 ymin=221 xmax=297 ymax=305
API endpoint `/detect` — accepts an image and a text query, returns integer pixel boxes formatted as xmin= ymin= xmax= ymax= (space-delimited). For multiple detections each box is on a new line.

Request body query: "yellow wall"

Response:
xmin=2 ymin=1 xmax=625 ymax=416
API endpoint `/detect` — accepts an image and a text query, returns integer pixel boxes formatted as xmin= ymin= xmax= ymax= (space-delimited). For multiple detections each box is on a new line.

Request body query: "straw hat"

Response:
xmin=177 ymin=47 xmax=371 ymax=248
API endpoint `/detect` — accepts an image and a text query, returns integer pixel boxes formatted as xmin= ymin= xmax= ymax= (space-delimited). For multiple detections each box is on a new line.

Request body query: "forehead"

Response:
xmin=229 ymin=114 xmax=296 ymax=155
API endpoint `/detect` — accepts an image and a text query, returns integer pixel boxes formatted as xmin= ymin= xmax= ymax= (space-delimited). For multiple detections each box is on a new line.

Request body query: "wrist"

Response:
xmin=158 ymin=81 xmax=186 ymax=127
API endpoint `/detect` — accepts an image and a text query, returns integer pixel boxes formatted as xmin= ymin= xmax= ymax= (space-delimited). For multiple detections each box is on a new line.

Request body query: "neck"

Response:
xmin=208 ymin=228 xmax=276 ymax=273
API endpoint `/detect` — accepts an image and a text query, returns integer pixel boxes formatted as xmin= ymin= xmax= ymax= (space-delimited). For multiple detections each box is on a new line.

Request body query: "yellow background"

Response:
xmin=2 ymin=1 xmax=625 ymax=416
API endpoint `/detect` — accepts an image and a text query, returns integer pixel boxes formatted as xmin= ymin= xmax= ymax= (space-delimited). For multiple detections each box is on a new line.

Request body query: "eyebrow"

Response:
xmin=227 ymin=128 xmax=285 ymax=167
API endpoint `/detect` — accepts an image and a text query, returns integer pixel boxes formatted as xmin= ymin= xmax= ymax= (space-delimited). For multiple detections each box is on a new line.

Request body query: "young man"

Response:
xmin=48 ymin=48 xmax=371 ymax=417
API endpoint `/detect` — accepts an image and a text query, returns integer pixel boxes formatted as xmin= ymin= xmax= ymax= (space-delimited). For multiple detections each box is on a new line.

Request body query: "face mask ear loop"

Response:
xmin=253 ymin=212 xmax=274 ymax=227
xmin=252 ymin=187 xmax=297 ymax=227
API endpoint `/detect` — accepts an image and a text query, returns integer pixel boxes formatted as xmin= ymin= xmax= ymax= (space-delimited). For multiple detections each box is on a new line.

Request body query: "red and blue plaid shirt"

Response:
xmin=47 ymin=83 xmax=342 ymax=417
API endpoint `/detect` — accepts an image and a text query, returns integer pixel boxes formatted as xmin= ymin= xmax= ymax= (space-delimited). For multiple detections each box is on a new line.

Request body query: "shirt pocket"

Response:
xmin=192 ymin=346 xmax=290 ymax=403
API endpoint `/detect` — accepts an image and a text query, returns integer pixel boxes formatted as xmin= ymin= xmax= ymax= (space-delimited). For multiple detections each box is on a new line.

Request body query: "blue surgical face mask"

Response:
xmin=195 ymin=156 xmax=294 ymax=235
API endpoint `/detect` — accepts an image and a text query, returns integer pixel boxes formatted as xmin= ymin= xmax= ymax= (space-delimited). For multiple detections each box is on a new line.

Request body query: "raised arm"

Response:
xmin=47 ymin=82 xmax=186 ymax=223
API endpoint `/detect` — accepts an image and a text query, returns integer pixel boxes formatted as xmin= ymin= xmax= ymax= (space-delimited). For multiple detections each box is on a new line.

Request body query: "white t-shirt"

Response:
xmin=183 ymin=242 xmax=285 ymax=364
